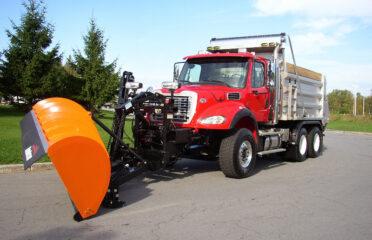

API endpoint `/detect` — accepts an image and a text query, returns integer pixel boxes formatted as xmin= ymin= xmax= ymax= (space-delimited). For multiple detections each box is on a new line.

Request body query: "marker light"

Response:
xmin=261 ymin=43 xmax=268 ymax=47
xmin=201 ymin=116 xmax=226 ymax=125
xmin=269 ymin=42 xmax=276 ymax=46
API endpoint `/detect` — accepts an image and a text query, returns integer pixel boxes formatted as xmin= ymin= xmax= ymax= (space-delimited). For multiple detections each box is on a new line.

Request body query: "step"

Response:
xmin=257 ymin=148 xmax=286 ymax=157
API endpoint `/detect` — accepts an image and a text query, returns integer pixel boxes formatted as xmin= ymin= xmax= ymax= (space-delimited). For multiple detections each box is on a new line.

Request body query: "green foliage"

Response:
xmin=327 ymin=89 xmax=354 ymax=114
xmin=69 ymin=18 xmax=120 ymax=113
xmin=366 ymin=96 xmax=372 ymax=115
xmin=356 ymin=93 xmax=372 ymax=115
xmin=0 ymin=0 xmax=71 ymax=106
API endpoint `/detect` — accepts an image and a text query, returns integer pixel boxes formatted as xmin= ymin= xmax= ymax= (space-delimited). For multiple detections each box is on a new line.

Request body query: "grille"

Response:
xmin=227 ymin=92 xmax=241 ymax=100
xmin=151 ymin=96 xmax=191 ymax=123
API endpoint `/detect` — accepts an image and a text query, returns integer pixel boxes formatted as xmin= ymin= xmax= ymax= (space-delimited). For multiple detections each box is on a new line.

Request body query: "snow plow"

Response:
xmin=21 ymin=71 xmax=179 ymax=221
xmin=20 ymin=33 xmax=328 ymax=221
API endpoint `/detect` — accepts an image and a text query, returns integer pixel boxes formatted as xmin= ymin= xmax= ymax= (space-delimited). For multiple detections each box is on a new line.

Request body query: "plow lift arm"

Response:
xmin=20 ymin=71 xmax=179 ymax=221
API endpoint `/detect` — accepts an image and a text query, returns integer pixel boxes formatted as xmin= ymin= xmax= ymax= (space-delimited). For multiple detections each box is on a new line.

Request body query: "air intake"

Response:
xmin=227 ymin=92 xmax=241 ymax=100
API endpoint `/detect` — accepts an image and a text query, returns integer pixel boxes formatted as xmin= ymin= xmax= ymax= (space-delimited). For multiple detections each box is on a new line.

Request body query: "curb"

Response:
xmin=0 ymin=162 xmax=54 ymax=174
xmin=325 ymin=129 xmax=372 ymax=136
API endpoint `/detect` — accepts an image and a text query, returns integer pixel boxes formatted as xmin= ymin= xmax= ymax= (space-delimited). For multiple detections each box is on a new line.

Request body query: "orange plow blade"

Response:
xmin=20 ymin=98 xmax=111 ymax=220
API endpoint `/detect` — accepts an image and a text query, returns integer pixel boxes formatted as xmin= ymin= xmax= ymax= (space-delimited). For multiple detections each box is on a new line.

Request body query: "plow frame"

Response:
xmin=72 ymin=71 xmax=192 ymax=221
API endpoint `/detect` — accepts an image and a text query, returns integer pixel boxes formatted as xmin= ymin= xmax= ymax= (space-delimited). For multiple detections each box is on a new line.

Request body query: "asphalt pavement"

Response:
xmin=0 ymin=131 xmax=371 ymax=240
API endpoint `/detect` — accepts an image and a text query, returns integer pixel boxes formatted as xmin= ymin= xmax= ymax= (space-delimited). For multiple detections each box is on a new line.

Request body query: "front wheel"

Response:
xmin=219 ymin=129 xmax=257 ymax=178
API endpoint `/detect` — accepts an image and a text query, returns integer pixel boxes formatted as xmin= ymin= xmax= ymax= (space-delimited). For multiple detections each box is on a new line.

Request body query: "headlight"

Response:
xmin=201 ymin=116 xmax=226 ymax=125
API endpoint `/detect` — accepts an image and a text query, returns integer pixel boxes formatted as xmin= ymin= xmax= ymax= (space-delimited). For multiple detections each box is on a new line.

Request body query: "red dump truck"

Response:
xmin=20 ymin=33 xmax=329 ymax=221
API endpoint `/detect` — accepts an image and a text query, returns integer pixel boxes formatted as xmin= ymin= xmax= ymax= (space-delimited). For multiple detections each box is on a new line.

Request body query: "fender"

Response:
xmin=291 ymin=120 xmax=323 ymax=143
xmin=229 ymin=108 xmax=259 ymax=142
xmin=194 ymin=101 xmax=247 ymax=130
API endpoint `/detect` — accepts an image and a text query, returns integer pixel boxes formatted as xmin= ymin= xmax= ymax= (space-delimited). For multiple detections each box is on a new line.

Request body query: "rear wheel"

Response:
xmin=219 ymin=129 xmax=257 ymax=178
xmin=307 ymin=127 xmax=323 ymax=158
xmin=287 ymin=128 xmax=308 ymax=162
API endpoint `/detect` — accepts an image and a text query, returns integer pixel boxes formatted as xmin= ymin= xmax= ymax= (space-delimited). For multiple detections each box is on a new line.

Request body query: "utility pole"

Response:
xmin=354 ymin=93 xmax=357 ymax=115
xmin=363 ymin=96 xmax=365 ymax=115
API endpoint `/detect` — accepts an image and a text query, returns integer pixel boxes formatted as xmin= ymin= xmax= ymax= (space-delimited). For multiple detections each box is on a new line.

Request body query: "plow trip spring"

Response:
xmin=20 ymin=71 xmax=181 ymax=221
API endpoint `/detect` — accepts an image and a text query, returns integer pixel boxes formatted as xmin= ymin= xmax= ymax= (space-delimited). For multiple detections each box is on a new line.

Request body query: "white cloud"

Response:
xmin=293 ymin=18 xmax=344 ymax=31
xmin=290 ymin=32 xmax=339 ymax=54
xmin=252 ymin=0 xmax=371 ymax=55
xmin=334 ymin=24 xmax=355 ymax=38
xmin=253 ymin=0 xmax=372 ymax=17
xmin=326 ymin=63 xmax=372 ymax=96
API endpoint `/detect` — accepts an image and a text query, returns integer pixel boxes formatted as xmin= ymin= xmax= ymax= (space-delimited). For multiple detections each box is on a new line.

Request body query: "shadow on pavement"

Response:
xmin=95 ymin=155 xmax=292 ymax=219
xmin=95 ymin=158 xmax=221 ymax=218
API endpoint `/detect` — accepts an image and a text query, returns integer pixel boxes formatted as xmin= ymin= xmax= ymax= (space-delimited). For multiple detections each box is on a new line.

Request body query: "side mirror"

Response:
xmin=173 ymin=62 xmax=185 ymax=81
xmin=267 ymin=80 xmax=275 ymax=90
xmin=162 ymin=81 xmax=180 ymax=90
xmin=267 ymin=60 xmax=275 ymax=90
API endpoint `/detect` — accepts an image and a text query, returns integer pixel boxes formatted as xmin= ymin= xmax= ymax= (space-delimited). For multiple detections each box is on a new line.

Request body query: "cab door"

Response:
xmin=246 ymin=60 xmax=271 ymax=122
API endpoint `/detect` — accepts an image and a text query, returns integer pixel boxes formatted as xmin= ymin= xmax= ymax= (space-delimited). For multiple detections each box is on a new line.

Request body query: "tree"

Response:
xmin=327 ymin=89 xmax=354 ymax=114
xmin=366 ymin=96 xmax=372 ymax=115
xmin=0 ymin=0 xmax=65 ymax=105
xmin=69 ymin=19 xmax=120 ymax=113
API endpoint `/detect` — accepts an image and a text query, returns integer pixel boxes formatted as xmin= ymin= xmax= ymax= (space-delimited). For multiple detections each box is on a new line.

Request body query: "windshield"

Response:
xmin=178 ymin=57 xmax=249 ymax=89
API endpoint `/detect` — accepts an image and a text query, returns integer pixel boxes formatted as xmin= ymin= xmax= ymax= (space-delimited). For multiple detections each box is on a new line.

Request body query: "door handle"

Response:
xmin=253 ymin=90 xmax=269 ymax=95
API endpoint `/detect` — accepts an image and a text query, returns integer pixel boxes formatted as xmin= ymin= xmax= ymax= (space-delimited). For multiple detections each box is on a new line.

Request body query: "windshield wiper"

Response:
xmin=179 ymin=80 xmax=195 ymax=85
xmin=201 ymin=80 xmax=231 ymax=87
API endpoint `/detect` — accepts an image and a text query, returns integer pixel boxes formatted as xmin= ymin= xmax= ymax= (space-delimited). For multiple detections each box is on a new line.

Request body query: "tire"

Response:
xmin=219 ymin=129 xmax=257 ymax=178
xmin=286 ymin=128 xmax=308 ymax=162
xmin=307 ymin=127 xmax=323 ymax=158
xmin=165 ymin=157 xmax=178 ymax=168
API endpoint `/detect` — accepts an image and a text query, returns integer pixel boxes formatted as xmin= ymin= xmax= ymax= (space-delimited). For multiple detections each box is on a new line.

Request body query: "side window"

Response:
xmin=252 ymin=62 xmax=265 ymax=88
xmin=185 ymin=64 xmax=201 ymax=82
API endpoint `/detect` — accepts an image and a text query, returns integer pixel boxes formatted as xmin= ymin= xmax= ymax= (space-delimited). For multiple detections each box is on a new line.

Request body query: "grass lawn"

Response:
xmin=327 ymin=114 xmax=372 ymax=133
xmin=0 ymin=105 xmax=133 ymax=165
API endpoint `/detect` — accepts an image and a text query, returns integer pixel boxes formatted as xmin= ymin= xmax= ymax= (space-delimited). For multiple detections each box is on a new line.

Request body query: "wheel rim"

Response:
xmin=313 ymin=133 xmax=320 ymax=152
xmin=299 ymin=135 xmax=307 ymax=156
xmin=239 ymin=140 xmax=252 ymax=168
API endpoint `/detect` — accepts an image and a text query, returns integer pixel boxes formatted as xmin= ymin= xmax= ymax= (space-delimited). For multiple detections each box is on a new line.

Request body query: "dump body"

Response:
xmin=281 ymin=62 xmax=328 ymax=122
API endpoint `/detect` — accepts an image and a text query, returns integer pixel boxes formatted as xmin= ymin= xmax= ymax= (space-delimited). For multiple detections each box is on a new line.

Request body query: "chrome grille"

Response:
xmin=151 ymin=96 xmax=191 ymax=123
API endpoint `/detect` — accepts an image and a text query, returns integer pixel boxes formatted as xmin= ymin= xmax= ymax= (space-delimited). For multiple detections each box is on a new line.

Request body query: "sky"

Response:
xmin=1 ymin=0 xmax=372 ymax=96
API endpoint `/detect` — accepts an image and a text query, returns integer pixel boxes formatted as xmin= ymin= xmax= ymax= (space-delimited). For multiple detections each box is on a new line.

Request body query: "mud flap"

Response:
xmin=20 ymin=98 xmax=111 ymax=220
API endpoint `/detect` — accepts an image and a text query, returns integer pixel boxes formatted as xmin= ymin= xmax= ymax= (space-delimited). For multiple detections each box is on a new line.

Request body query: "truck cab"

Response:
xmin=179 ymin=53 xmax=272 ymax=123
